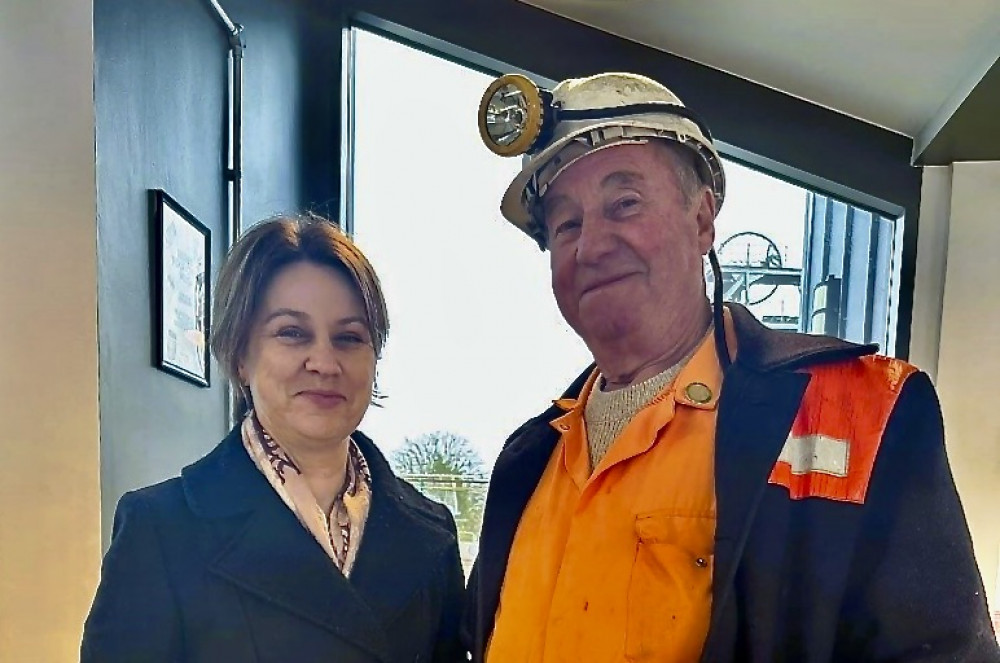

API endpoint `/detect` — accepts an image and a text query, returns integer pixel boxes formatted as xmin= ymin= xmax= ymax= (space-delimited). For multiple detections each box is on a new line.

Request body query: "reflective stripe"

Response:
xmin=777 ymin=434 xmax=849 ymax=478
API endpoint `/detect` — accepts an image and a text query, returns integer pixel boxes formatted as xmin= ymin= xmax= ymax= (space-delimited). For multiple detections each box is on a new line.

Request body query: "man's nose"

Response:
xmin=575 ymin=213 xmax=617 ymax=266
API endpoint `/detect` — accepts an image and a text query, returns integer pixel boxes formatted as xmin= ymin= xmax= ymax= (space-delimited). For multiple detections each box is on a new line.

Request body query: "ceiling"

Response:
xmin=519 ymin=0 xmax=1000 ymax=164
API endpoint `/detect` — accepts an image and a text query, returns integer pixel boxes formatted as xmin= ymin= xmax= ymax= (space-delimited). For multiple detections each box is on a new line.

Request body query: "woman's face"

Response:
xmin=239 ymin=261 xmax=376 ymax=449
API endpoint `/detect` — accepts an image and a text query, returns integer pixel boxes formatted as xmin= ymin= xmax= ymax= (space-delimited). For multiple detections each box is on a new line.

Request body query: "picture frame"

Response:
xmin=151 ymin=189 xmax=211 ymax=387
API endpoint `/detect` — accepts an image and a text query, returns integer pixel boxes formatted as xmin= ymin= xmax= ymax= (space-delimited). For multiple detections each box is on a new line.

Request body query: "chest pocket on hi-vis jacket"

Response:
xmin=769 ymin=355 xmax=917 ymax=504
xmin=625 ymin=509 xmax=714 ymax=662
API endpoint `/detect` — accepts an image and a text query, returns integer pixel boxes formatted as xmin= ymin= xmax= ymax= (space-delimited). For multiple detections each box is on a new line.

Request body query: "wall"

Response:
xmin=934 ymin=161 xmax=1000 ymax=611
xmin=94 ymin=0 xmax=331 ymax=544
xmin=0 ymin=0 xmax=101 ymax=660
xmin=909 ymin=166 xmax=953 ymax=379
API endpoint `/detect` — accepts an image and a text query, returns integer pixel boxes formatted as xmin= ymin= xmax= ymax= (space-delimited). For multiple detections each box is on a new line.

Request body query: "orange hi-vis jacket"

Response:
xmin=488 ymin=329 xmax=723 ymax=662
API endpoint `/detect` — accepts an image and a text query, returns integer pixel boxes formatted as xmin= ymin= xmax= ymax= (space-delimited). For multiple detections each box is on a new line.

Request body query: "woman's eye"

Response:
xmin=276 ymin=326 xmax=308 ymax=340
xmin=333 ymin=333 xmax=368 ymax=350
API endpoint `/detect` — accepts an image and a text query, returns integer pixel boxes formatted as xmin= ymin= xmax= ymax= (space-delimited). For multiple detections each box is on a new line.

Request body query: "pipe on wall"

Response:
xmin=205 ymin=0 xmax=244 ymax=429
xmin=206 ymin=0 xmax=244 ymax=247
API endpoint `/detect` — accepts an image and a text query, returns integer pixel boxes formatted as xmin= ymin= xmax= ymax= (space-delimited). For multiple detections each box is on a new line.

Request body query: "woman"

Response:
xmin=82 ymin=215 xmax=465 ymax=662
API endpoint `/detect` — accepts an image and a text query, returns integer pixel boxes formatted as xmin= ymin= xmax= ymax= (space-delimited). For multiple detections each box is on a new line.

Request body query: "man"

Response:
xmin=464 ymin=72 xmax=999 ymax=661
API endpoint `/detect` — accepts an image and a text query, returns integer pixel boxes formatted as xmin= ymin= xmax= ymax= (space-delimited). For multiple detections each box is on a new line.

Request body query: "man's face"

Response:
xmin=542 ymin=142 xmax=717 ymax=349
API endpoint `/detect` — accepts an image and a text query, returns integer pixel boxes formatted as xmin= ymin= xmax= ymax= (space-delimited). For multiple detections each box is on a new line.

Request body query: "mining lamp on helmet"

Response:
xmin=477 ymin=73 xmax=714 ymax=158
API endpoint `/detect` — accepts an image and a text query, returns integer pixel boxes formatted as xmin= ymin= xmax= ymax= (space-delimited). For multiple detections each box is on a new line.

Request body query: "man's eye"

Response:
xmin=553 ymin=219 xmax=582 ymax=237
xmin=612 ymin=197 xmax=641 ymax=214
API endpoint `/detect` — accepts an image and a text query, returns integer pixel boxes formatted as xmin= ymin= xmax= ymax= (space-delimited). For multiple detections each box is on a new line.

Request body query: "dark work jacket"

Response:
xmin=464 ymin=304 xmax=1000 ymax=662
xmin=82 ymin=429 xmax=465 ymax=663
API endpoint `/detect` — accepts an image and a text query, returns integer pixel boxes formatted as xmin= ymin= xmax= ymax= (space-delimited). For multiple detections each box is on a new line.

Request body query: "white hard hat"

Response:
xmin=478 ymin=72 xmax=726 ymax=247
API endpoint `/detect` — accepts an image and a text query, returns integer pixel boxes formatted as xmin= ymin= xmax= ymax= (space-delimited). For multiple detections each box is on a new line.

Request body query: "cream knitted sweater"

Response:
xmin=583 ymin=343 xmax=701 ymax=472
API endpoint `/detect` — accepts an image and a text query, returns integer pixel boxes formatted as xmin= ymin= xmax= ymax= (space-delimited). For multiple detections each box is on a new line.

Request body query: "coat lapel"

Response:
xmin=709 ymin=302 xmax=875 ymax=619
xmin=210 ymin=496 xmax=393 ymax=662
xmin=703 ymin=362 xmax=810 ymax=659
xmin=182 ymin=429 xmax=393 ymax=663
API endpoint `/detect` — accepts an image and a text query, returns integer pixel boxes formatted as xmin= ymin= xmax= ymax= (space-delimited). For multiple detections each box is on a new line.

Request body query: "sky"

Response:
xmin=350 ymin=29 xmax=810 ymax=470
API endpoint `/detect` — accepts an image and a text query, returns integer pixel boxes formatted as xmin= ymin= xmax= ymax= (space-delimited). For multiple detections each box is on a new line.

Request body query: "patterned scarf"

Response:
xmin=241 ymin=412 xmax=372 ymax=576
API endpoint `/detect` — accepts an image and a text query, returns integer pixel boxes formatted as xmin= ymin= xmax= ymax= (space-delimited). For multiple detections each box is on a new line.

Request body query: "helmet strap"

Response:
xmin=554 ymin=102 xmax=713 ymax=141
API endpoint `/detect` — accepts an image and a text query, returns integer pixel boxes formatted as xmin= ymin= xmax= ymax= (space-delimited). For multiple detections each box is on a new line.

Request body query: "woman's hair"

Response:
xmin=210 ymin=213 xmax=389 ymax=416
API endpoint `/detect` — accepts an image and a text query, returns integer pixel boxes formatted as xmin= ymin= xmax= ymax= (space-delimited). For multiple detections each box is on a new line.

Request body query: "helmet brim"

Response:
xmin=500 ymin=115 xmax=725 ymax=240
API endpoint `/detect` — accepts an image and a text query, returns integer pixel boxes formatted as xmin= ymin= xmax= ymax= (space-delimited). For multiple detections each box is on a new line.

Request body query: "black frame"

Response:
xmin=151 ymin=189 xmax=211 ymax=387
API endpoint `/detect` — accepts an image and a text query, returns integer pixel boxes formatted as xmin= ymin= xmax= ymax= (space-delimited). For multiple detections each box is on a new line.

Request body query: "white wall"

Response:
xmin=909 ymin=166 xmax=953 ymax=378
xmin=935 ymin=161 xmax=1000 ymax=612
xmin=913 ymin=162 xmax=1000 ymax=612
xmin=0 ymin=1 xmax=101 ymax=660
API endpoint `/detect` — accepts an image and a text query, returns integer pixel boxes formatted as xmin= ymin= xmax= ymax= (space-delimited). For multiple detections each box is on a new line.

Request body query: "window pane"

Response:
xmin=710 ymin=160 xmax=901 ymax=351
xmin=712 ymin=160 xmax=808 ymax=331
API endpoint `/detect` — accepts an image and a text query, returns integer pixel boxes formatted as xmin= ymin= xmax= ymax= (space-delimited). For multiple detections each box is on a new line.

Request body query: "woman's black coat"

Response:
xmin=82 ymin=428 xmax=465 ymax=663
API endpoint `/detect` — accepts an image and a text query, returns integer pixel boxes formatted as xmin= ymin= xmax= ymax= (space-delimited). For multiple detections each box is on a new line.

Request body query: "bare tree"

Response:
xmin=392 ymin=431 xmax=485 ymax=477
xmin=392 ymin=431 xmax=486 ymax=542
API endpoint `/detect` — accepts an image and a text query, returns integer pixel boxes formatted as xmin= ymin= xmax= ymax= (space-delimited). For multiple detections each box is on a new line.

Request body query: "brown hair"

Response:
xmin=210 ymin=213 xmax=389 ymax=414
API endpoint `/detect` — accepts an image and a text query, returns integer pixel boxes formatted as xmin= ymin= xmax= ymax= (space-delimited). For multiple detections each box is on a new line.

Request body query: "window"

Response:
xmin=345 ymin=28 xmax=903 ymax=569
xmin=711 ymin=161 xmax=902 ymax=352
xmin=711 ymin=160 xmax=808 ymax=333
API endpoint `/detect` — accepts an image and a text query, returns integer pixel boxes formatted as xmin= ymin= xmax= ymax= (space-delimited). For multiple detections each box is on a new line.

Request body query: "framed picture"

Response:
xmin=152 ymin=190 xmax=211 ymax=387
